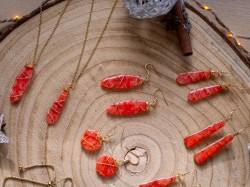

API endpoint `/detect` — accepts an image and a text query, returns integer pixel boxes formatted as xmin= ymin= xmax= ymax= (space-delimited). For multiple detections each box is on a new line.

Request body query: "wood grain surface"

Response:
xmin=0 ymin=0 xmax=249 ymax=186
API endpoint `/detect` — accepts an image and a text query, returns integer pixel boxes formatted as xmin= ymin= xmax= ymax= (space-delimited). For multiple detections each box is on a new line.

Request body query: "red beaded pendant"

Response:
xmin=96 ymin=155 xmax=117 ymax=177
xmin=46 ymin=85 xmax=71 ymax=125
xmin=81 ymin=130 xmax=103 ymax=151
xmin=188 ymin=84 xmax=225 ymax=102
xmin=176 ymin=70 xmax=225 ymax=85
xmin=106 ymin=100 xmax=148 ymax=115
xmin=10 ymin=64 xmax=35 ymax=103
xmin=194 ymin=134 xmax=233 ymax=164
xmin=101 ymin=74 xmax=145 ymax=90
xmin=139 ymin=176 xmax=177 ymax=187
xmin=184 ymin=121 xmax=225 ymax=148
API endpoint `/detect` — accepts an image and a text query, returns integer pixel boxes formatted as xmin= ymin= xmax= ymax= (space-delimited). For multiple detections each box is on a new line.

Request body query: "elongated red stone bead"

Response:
xmin=176 ymin=70 xmax=211 ymax=85
xmin=10 ymin=65 xmax=34 ymax=103
xmin=101 ymin=74 xmax=144 ymax=90
xmin=81 ymin=129 xmax=103 ymax=151
xmin=194 ymin=134 xmax=233 ymax=164
xmin=46 ymin=87 xmax=69 ymax=125
xmin=96 ymin=155 xmax=117 ymax=177
xmin=188 ymin=84 xmax=223 ymax=101
xmin=106 ymin=100 xmax=148 ymax=115
xmin=139 ymin=176 xmax=177 ymax=187
xmin=184 ymin=121 xmax=225 ymax=148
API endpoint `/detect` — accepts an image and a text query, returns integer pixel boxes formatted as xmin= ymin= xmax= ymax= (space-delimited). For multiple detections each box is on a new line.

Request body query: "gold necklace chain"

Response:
xmin=71 ymin=0 xmax=118 ymax=87
xmin=32 ymin=0 xmax=71 ymax=66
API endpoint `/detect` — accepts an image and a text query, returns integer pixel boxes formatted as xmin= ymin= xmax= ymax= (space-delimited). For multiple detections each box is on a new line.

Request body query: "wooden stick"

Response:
xmin=172 ymin=0 xmax=193 ymax=56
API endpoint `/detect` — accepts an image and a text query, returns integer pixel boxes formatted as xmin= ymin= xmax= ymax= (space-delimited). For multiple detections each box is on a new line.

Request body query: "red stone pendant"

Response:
xmin=139 ymin=177 xmax=177 ymax=187
xmin=101 ymin=74 xmax=145 ymax=90
xmin=46 ymin=85 xmax=71 ymax=125
xmin=81 ymin=130 xmax=103 ymax=151
xmin=176 ymin=70 xmax=211 ymax=85
xmin=184 ymin=121 xmax=225 ymax=148
xmin=176 ymin=70 xmax=225 ymax=85
xmin=96 ymin=155 xmax=117 ymax=177
xmin=188 ymin=84 xmax=223 ymax=102
xmin=194 ymin=134 xmax=233 ymax=164
xmin=106 ymin=100 xmax=148 ymax=115
xmin=10 ymin=64 xmax=35 ymax=103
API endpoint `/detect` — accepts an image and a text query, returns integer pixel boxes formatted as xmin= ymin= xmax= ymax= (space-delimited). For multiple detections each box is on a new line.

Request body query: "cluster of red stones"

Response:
xmin=194 ymin=134 xmax=234 ymax=164
xmin=80 ymin=129 xmax=102 ymax=151
xmin=188 ymin=84 xmax=223 ymax=101
xmin=101 ymin=74 xmax=144 ymax=90
xmin=139 ymin=176 xmax=177 ymax=187
xmin=10 ymin=65 xmax=34 ymax=103
xmin=184 ymin=121 xmax=225 ymax=148
xmin=176 ymin=71 xmax=211 ymax=85
xmin=106 ymin=100 xmax=147 ymax=115
xmin=96 ymin=155 xmax=117 ymax=177
xmin=46 ymin=87 xmax=70 ymax=125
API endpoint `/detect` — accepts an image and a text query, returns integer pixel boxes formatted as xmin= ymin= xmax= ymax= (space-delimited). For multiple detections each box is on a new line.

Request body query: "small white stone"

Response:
xmin=124 ymin=0 xmax=177 ymax=19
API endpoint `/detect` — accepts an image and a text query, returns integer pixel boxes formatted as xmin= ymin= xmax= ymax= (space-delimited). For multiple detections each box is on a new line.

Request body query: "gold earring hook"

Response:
xmin=224 ymin=109 xmax=236 ymax=122
xmin=233 ymin=126 xmax=249 ymax=136
xmin=144 ymin=63 xmax=158 ymax=81
xmin=149 ymin=88 xmax=168 ymax=107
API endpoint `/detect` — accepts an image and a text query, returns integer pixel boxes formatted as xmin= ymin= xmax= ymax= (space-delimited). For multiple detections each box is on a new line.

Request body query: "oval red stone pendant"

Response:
xmin=188 ymin=84 xmax=223 ymax=102
xmin=10 ymin=64 xmax=34 ymax=103
xmin=194 ymin=134 xmax=234 ymax=164
xmin=176 ymin=70 xmax=211 ymax=85
xmin=106 ymin=100 xmax=148 ymax=115
xmin=176 ymin=70 xmax=226 ymax=85
xmin=81 ymin=130 xmax=103 ymax=151
xmin=139 ymin=177 xmax=177 ymax=187
xmin=101 ymin=74 xmax=145 ymax=90
xmin=46 ymin=85 xmax=71 ymax=125
xmin=96 ymin=155 xmax=117 ymax=177
xmin=184 ymin=121 xmax=225 ymax=148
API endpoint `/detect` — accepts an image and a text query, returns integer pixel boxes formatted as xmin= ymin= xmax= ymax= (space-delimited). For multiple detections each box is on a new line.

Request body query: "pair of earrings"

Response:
xmin=176 ymin=70 xmax=241 ymax=101
xmin=81 ymin=128 xmax=141 ymax=177
xmin=183 ymin=110 xmax=247 ymax=164
xmin=101 ymin=64 xmax=168 ymax=115
xmin=3 ymin=164 xmax=73 ymax=186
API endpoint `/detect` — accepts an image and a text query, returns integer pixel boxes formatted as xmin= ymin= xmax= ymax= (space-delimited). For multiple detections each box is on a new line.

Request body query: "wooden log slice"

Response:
xmin=0 ymin=0 xmax=249 ymax=186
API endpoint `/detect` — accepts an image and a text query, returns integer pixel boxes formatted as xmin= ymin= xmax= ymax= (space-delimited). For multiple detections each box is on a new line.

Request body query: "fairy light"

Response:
xmin=202 ymin=5 xmax=210 ymax=10
xmin=12 ymin=15 xmax=21 ymax=20
xmin=226 ymin=33 xmax=233 ymax=38
xmin=236 ymin=39 xmax=241 ymax=46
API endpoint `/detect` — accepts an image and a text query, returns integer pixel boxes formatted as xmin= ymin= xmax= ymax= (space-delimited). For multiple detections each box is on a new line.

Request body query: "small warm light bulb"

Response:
xmin=13 ymin=15 xmax=21 ymax=20
xmin=203 ymin=5 xmax=210 ymax=10
xmin=226 ymin=33 xmax=233 ymax=38
xmin=236 ymin=39 xmax=241 ymax=46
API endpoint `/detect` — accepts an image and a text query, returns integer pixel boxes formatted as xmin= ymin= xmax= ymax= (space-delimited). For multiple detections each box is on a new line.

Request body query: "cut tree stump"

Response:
xmin=0 ymin=0 xmax=249 ymax=186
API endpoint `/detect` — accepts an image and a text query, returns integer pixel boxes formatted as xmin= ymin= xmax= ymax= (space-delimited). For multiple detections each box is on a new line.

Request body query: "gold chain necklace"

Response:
xmin=46 ymin=0 xmax=118 ymax=125
xmin=10 ymin=0 xmax=71 ymax=104
xmin=3 ymin=164 xmax=73 ymax=187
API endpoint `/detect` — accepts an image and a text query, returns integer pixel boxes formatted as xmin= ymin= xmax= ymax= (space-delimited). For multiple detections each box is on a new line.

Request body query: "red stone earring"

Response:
xmin=106 ymin=89 xmax=168 ymax=116
xmin=187 ymin=82 xmax=247 ymax=102
xmin=80 ymin=129 xmax=115 ymax=151
xmin=184 ymin=110 xmax=235 ymax=148
xmin=101 ymin=64 xmax=157 ymax=90
xmin=176 ymin=70 xmax=227 ymax=85
xmin=139 ymin=171 xmax=190 ymax=187
xmin=194 ymin=127 xmax=248 ymax=164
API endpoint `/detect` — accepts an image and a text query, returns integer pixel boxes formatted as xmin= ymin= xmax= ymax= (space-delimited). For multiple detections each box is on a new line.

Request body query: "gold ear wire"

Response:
xmin=233 ymin=126 xmax=249 ymax=136
xmin=150 ymin=88 xmax=168 ymax=107
xmin=55 ymin=177 xmax=74 ymax=187
xmin=144 ymin=63 xmax=158 ymax=81
xmin=224 ymin=109 xmax=236 ymax=122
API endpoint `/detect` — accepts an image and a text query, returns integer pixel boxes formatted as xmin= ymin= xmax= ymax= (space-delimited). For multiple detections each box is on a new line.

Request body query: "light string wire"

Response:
xmin=190 ymin=0 xmax=250 ymax=53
